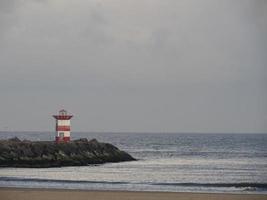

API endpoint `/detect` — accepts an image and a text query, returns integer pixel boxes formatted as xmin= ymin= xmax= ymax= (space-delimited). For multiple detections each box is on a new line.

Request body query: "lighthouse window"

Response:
xmin=59 ymin=132 xmax=64 ymax=138
xmin=60 ymin=110 xmax=67 ymax=115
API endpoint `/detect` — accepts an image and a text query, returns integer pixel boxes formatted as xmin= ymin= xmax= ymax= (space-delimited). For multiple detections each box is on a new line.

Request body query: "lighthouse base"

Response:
xmin=55 ymin=136 xmax=70 ymax=143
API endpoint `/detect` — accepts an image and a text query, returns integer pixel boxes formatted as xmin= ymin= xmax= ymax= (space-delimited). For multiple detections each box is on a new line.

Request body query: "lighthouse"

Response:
xmin=53 ymin=109 xmax=73 ymax=143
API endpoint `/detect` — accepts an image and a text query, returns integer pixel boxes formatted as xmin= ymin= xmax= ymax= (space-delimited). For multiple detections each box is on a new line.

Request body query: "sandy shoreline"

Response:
xmin=0 ymin=188 xmax=266 ymax=200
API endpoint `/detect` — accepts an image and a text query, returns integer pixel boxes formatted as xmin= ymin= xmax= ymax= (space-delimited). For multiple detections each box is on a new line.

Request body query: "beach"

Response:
xmin=0 ymin=188 xmax=267 ymax=200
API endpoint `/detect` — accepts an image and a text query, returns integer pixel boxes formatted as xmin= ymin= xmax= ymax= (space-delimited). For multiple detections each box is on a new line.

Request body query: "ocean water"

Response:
xmin=0 ymin=132 xmax=266 ymax=194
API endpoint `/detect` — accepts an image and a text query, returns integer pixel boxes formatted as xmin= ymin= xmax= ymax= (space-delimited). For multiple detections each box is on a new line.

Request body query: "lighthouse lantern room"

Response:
xmin=53 ymin=109 xmax=73 ymax=143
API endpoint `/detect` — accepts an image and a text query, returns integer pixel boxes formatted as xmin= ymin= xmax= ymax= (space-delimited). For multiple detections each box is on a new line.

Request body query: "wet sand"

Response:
xmin=0 ymin=188 xmax=266 ymax=200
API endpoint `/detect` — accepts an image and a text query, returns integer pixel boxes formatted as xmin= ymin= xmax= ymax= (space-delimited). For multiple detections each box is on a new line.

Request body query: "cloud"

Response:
xmin=0 ymin=0 xmax=266 ymax=132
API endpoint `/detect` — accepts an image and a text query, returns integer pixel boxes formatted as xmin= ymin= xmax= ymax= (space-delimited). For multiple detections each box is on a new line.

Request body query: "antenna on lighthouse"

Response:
xmin=53 ymin=109 xmax=73 ymax=143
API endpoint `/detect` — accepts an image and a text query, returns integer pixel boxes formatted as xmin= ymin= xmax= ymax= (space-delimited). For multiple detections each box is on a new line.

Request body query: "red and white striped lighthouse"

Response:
xmin=53 ymin=109 xmax=73 ymax=143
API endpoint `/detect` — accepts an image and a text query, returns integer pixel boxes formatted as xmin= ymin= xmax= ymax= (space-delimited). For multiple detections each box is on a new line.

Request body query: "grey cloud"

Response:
xmin=0 ymin=0 xmax=266 ymax=133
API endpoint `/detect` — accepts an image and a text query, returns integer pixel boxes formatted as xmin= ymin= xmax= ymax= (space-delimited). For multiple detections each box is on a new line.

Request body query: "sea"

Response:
xmin=0 ymin=132 xmax=266 ymax=194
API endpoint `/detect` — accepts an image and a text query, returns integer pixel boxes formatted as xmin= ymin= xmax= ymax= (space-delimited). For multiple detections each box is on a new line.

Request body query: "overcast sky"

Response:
xmin=0 ymin=0 xmax=266 ymax=133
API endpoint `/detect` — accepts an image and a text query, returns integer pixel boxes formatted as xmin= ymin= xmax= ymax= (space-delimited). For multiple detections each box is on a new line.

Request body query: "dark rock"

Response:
xmin=8 ymin=137 xmax=21 ymax=142
xmin=74 ymin=138 xmax=88 ymax=142
xmin=0 ymin=138 xmax=136 ymax=168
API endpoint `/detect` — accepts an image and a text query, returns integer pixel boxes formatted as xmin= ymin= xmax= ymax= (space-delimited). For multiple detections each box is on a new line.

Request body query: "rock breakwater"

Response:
xmin=0 ymin=137 xmax=135 ymax=168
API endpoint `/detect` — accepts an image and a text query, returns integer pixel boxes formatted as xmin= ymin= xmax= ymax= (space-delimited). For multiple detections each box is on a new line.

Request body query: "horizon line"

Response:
xmin=0 ymin=130 xmax=266 ymax=134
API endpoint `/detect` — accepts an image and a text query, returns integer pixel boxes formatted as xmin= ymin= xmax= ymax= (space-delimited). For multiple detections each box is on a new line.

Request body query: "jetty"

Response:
xmin=0 ymin=137 xmax=135 ymax=168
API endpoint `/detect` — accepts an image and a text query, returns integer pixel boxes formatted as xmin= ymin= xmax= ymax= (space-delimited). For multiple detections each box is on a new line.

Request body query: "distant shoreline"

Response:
xmin=0 ymin=187 xmax=266 ymax=200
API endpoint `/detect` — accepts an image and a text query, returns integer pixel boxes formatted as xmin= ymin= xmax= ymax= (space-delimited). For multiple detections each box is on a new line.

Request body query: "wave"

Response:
xmin=1 ymin=177 xmax=267 ymax=189
xmin=151 ymin=182 xmax=267 ymax=189
xmin=0 ymin=177 xmax=127 ymax=185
